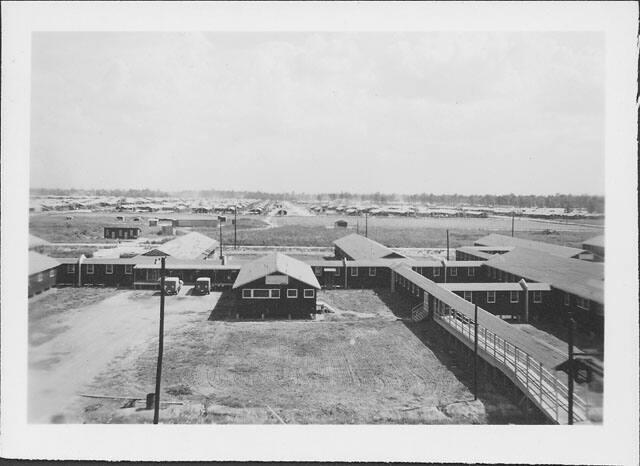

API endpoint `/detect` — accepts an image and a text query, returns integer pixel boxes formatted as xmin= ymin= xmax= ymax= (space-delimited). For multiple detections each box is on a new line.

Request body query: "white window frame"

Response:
xmin=304 ymin=289 xmax=315 ymax=298
xmin=270 ymin=289 xmax=280 ymax=299
xmin=67 ymin=264 xmax=75 ymax=273
xmin=242 ymin=289 xmax=251 ymax=299
xmin=87 ymin=264 xmax=94 ymax=275
xmin=433 ymin=267 xmax=441 ymax=277
xmin=106 ymin=264 xmax=114 ymax=275
xmin=37 ymin=273 xmax=43 ymax=282
xmin=287 ymin=289 xmax=298 ymax=298
xmin=49 ymin=269 xmax=56 ymax=278
xmin=510 ymin=291 xmax=519 ymax=303
xmin=533 ymin=290 xmax=542 ymax=303
xmin=125 ymin=264 xmax=133 ymax=275
xmin=351 ymin=267 xmax=358 ymax=277
xmin=468 ymin=267 xmax=475 ymax=277
xmin=450 ymin=267 xmax=457 ymax=276
xmin=564 ymin=293 xmax=570 ymax=306
xmin=463 ymin=291 xmax=472 ymax=302
xmin=487 ymin=291 xmax=496 ymax=303
xmin=369 ymin=267 xmax=376 ymax=276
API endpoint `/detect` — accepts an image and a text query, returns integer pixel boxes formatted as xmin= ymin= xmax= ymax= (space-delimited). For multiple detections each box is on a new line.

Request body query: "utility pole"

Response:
xmin=474 ymin=303 xmax=479 ymax=401
xmin=234 ymin=205 xmax=237 ymax=250
xmin=219 ymin=218 xmax=224 ymax=259
xmin=153 ymin=256 xmax=166 ymax=424
xmin=567 ymin=314 xmax=575 ymax=425
xmin=365 ymin=212 xmax=368 ymax=238
xmin=511 ymin=212 xmax=515 ymax=237
xmin=446 ymin=229 xmax=450 ymax=260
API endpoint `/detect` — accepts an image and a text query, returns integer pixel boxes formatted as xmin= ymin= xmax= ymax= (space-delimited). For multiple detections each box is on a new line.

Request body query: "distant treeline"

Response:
xmin=31 ymin=188 xmax=604 ymax=213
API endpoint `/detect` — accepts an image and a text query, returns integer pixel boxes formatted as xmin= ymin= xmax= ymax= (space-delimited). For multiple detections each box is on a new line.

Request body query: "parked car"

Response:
xmin=162 ymin=277 xmax=183 ymax=295
xmin=194 ymin=277 xmax=211 ymax=295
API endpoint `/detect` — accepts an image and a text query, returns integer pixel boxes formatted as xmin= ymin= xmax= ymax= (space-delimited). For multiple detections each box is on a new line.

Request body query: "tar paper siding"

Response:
xmin=234 ymin=275 xmax=316 ymax=318
xmin=56 ymin=262 xmax=78 ymax=286
xmin=448 ymin=289 xmax=549 ymax=321
xmin=81 ymin=263 xmax=135 ymax=287
xmin=28 ymin=267 xmax=57 ymax=297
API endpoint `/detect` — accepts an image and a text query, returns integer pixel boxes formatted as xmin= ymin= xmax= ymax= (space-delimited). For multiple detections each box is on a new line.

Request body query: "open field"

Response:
xmin=29 ymin=212 xmax=269 ymax=245
xmin=29 ymin=287 xmax=527 ymax=424
xmin=226 ymin=216 xmax=602 ymax=249
xmin=31 ymin=211 xmax=603 ymax=250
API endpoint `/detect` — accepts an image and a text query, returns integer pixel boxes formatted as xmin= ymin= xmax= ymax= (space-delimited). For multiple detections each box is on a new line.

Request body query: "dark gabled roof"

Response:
xmin=141 ymin=232 xmax=219 ymax=260
xmin=485 ymin=248 xmax=604 ymax=304
xmin=474 ymin=234 xmax=585 ymax=258
xmin=583 ymin=235 xmax=605 ymax=249
xmin=332 ymin=233 xmax=406 ymax=261
xmin=233 ymin=253 xmax=320 ymax=289
xmin=29 ymin=251 xmax=60 ymax=275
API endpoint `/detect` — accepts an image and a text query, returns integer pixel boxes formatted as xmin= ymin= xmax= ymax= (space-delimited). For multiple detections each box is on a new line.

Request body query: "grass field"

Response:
xmin=29 ymin=287 xmax=528 ymax=424
xmin=30 ymin=211 xmax=604 ymax=250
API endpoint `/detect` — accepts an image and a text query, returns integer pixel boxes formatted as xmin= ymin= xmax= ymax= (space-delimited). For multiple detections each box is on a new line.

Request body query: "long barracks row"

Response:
xmin=29 ymin=232 xmax=604 ymax=335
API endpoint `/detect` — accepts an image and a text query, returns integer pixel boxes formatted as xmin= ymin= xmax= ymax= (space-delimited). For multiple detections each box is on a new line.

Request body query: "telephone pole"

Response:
xmin=234 ymin=205 xmax=237 ymax=250
xmin=153 ymin=256 xmax=166 ymax=424
xmin=511 ymin=212 xmax=515 ymax=237
xmin=365 ymin=212 xmax=368 ymax=238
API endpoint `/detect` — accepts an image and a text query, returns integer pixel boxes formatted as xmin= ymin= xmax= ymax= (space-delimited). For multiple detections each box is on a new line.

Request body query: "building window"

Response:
xmin=351 ymin=267 xmax=358 ymax=277
xmin=533 ymin=290 xmax=542 ymax=303
xmin=106 ymin=264 xmax=114 ymax=274
xmin=242 ymin=289 xmax=251 ymax=299
xmin=463 ymin=291 xmax=472 ymax=302
xmin=125 ymin=265 xmax=133 ymax=275
xmin=87 ymin=264 xmax=94 ymax=275
xmin=468 ymin=267 xmax=475 ymax=277
xmin=433 ymin=267 xmax=441 ymax=277
xmin=510 ymin=291 xmax=519 ymax=303
xmin=576 ymin=297 xmax=591 ymax=310
xmin=450 ymin=267 xmax=457 ymax=276
xmin=287 ymin=289 xmax=298 ymax=298
xmin=49 ymin=269 xmax=56 ymax=278
xmin=304 ymin=289 xmax=315 ymax=298
xmin=37 ymin=273 xmax=43 ymax=282
xmin=314 ymin=267 xmax=322 ymax=277
xmin=487 ymin=291 xmax=496 ymax=303
xmin=67 ymin=264 xmax=75 ymax=273
xmin=369 ymin=267 xmax=376 ymax=276
xmin=270 ymin=289 xmax=280 ymax=299
xmin=253 ymin=289 xmax=270 ymax=298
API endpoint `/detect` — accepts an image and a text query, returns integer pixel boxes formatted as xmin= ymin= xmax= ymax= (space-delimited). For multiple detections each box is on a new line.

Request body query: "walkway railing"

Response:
xmin=433 ymin=306 xmax=588 ymax=424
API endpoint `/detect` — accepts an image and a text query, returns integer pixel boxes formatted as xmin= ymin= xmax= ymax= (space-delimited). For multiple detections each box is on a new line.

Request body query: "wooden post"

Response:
xmin=474 ymin=304 xmax=479 ymax=400
xmin=234 ymin=205 xmax=237 ymax=250
xmin=153 ymin=256 xmax=166 ymax=424
xmin=446 ymin=229 xmax=450 ymax=260
xmin=568 ymin=315 xmax=575 ymax=425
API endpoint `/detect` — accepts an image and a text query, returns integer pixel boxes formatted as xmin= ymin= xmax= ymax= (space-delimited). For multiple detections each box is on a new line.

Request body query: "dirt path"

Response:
xmin=28 ymin=289 xmax=220 ymax=423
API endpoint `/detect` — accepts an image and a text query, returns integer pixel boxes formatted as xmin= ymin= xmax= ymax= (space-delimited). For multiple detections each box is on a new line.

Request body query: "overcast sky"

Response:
xmin=30 ymin=32 xmax=604 ymax=195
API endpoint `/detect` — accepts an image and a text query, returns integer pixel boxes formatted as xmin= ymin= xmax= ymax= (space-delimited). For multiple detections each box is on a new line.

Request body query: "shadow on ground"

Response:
xmin=373 ymin=288 xmax=532 ymax=424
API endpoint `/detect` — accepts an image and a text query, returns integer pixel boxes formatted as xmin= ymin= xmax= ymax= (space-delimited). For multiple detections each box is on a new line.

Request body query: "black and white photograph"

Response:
xmin=1 ymin=1 xmax=638 ymax=464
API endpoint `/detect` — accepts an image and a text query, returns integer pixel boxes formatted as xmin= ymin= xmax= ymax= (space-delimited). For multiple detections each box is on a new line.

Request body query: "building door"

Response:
xmin=111 ymin=231 xmax=116 ymax=239
xmin=324 ymin=270 xmax=334 ymax=290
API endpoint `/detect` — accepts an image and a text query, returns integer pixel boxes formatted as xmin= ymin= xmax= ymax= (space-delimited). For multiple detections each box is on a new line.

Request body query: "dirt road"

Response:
xmin=28 ymin=288 xmax=220 ymax=423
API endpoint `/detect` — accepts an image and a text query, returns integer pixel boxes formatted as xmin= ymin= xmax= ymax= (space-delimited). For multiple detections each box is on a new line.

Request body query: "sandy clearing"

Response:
xmin=28 ymin=288 xmax=220 ymax=423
